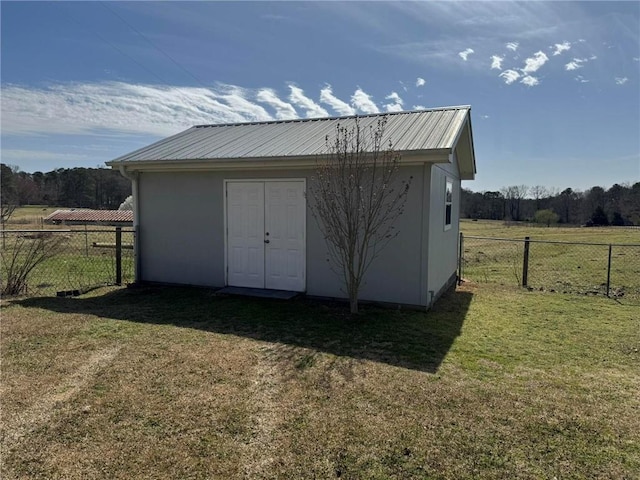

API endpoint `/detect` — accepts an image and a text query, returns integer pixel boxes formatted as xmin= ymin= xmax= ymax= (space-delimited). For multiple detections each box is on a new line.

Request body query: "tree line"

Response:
xmin=1 ymin=163 xmax=132 ymax=212
xmin=461 ymin=183 xmax=640 ymax=226
xmin=2 ymin=162 xmax=638 ymax=227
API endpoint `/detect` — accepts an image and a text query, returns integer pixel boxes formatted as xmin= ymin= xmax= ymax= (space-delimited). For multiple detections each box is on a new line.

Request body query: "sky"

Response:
xmin=1 ymin=1 xmax=639 ymax=192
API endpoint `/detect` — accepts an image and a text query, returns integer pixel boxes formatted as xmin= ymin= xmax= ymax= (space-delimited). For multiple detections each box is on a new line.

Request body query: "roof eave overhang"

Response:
xmin=107 ymin=149 xmax=453 ymax=173
xmin=449 ymin=111 xmax=476 ymax=181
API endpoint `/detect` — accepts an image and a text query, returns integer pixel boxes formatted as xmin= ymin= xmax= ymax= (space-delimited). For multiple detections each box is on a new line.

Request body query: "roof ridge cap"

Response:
xmin=193 ymin=105 xmax=471 ymax=129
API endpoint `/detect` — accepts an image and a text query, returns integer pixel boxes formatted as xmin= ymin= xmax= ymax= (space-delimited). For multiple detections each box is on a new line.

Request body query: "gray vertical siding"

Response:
xmin=137 ymin=165 xmax=427 ymax=305
xmin=426 ymin=155 xmax=461 ymax=303
xmin=306 ymin=164 xmax=425 ymax=305
xmin=138 ymin=171 xmax=224 ymax=286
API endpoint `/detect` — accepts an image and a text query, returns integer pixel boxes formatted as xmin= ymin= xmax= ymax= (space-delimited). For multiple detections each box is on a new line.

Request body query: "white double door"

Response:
xmin=226 ymin=180 xmax=306 ymax=292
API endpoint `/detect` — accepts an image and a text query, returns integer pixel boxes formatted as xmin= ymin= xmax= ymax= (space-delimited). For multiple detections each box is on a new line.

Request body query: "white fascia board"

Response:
xmin=108 ymin=151 xmax=452 ymax=173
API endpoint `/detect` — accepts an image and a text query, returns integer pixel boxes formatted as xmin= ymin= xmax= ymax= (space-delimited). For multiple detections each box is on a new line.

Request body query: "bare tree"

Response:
xmin=501 ymin=185 xmax=529 ymax=221
xmin=529 ymin=185 xmax=548 ymax=211
xmin=308 ymin=117 xmax=412 ymax=314
xmin=0 ymin=203 xmax=17 ymax=229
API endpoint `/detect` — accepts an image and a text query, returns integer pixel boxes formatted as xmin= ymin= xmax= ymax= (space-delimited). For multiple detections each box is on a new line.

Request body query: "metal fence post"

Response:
xmin=606 ymin=244 xmax=612 ymax=297
xmin=115 ymin=227 xmax=122 ymax=286
xmin=522 ymin=236 xmax=530 ymax=287
xmin=84 ymin=224 xmax=89 ymax=256
xmin=458 ymin=232 xmax=464 ymax=285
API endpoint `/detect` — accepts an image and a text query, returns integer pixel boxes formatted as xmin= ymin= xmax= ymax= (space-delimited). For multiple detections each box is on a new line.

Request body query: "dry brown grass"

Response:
xmin=1 ymin=283 xmax=638 ymax=479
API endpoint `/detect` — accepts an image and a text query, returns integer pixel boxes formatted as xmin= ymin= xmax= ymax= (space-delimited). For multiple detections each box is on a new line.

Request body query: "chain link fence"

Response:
xmin=460 ymin=234 xmax=640 ymax=302
xmin=1 ymin=228 xmax=135 ymax=297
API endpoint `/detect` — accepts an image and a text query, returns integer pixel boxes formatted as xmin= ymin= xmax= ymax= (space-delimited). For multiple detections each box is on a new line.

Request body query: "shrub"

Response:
xmin=533 ymin=209 xmax=559 ymax=227
xmin=1 ymin=235 xmax=64 ymax=296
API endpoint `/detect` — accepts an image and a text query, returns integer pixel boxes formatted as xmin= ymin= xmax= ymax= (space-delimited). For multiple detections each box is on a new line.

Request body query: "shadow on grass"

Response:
xmin=13 ymin=286 xmax=472 ymax=373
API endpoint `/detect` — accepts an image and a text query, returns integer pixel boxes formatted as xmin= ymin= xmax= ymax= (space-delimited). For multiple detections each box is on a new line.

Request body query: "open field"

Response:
xmin=460 ymin=220 xmax=640 ymax=300
xmin=3 ymin=206 xmax=64 ymax=229
xmin=2 ymin=283 xmax=638 ymax=479
xmin=460 ymin=219 xmax=640 ymax=244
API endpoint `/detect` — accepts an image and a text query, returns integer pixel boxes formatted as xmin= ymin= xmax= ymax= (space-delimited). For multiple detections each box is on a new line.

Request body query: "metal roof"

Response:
xmin=44 ymin=209 xmax=133 ymax=224
xmin=109 ymin=106 xmax=473 ymax=164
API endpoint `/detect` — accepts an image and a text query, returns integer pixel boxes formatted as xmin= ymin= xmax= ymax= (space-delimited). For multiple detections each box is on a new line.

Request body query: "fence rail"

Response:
xmin=1 ymin=228 xmax=135 ymax=297
xmin=460 ymin=233 xmax=640 ymax=301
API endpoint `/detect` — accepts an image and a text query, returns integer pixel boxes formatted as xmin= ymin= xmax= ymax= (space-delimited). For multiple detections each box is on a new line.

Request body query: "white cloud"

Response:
xmin=551 ymin=41 xmax=571 ymax=56
xmin=256 ymin=89 xmax=298 ymax=120
xmin=565 ymin=58 xmax=584 ymax=71
xmin=520 ymin=75 xmax=539 ymax=87
xmin=351 ymin=88 xmax=380 ymax=114
xmin=458 ymin=48 xmax=475 ymax=61
xmin=1 ymin=82 xmax=275 ymax=137
xmin=319 ymin=85 xmax=355 ymax=116
xmin=590 ymin=55 xmax=597 ymax=60
xmin=499 ymin=69 xmax=521 ymax=85
xmin=506 ymin=42 xmax=519 ymax=51
xmin=574 ymin=75 xmax=589 ymax=83
xmin=218 ymin=86 xmax=273 ymax=121
xmin=384 ymin=92 xmax=404 ymax=112
xmin=615 ymin=77 xmax=628 ymax=85
xmin=415 ymin=77 xmax=426 ymax=87
xmin=1 ymin=149 xmax=90 ymax=162
xmin=634 ymin=57 xmax=640 ymax=62
xmin=522 ymin=51 xmax=549 ymax=74
xmin=490 ymin=55 xmax=504 ymax=70
xmin=413 ymin=105 xmax=427 ymax=110
xmin=481 ymin=115 xmax=490 ymax=119
xmin=288 ymin=85 xmax=329 ymax=118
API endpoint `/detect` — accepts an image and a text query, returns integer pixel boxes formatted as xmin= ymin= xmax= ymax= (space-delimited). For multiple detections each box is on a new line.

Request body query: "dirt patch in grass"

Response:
xmin=1 ymin=283 xmax=638 ymax=479
xmin=2 ymin=346 xmax=120 ymax=452
xmin=239 ymin=343 xmax=285 ymax=478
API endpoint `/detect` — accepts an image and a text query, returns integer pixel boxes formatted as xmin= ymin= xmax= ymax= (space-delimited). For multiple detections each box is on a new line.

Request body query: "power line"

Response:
xmin=57 ymin=3 xmax=171 ymax=85
xmin=99 ymin=1 xmax=210 ymax=88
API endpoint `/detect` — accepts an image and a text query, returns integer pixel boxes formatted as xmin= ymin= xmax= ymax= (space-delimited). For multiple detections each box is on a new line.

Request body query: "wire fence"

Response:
xmin=1 ymin=228 xmax=135 ymax=297
xmin=460 ymin=234 xmax=640 ymax=301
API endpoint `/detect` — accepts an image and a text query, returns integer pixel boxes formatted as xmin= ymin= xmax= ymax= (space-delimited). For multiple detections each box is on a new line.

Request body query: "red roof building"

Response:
xmin=44 ymin=209 xmax=133 ymax=226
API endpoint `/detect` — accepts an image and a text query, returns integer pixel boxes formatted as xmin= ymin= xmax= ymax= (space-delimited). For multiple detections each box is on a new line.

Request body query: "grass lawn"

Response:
xmin=460 ymin=219 xmax=640 ymax=244
xmin=460 ymin=220 xmax=640 ymax=300
xmin=1 ymin=283 xmax=638 ymax=479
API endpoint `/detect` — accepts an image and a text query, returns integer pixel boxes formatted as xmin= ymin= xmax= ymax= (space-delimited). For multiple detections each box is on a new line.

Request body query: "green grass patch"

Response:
xmin=460 ymin=220 xmax=640 ymax=300
xmin=1 ymin=283 xmax=638 ymax=479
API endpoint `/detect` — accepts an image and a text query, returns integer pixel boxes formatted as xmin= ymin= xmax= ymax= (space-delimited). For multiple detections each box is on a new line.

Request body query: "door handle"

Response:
xmin=264 ymin=239 xmax=270 ymax=244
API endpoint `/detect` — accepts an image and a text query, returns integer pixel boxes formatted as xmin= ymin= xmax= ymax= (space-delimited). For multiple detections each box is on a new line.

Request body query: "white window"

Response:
xmin=445 ymin=179 xmax=453 ymax=231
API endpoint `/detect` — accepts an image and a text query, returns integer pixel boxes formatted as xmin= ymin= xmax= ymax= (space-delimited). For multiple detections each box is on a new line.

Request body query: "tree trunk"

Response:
xmin=349 ymin=296 xmax=359 ymax=315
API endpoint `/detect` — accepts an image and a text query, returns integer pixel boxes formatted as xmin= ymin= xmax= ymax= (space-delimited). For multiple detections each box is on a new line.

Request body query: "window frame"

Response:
xmin=444 ymin=178 xmax=453 ymax=231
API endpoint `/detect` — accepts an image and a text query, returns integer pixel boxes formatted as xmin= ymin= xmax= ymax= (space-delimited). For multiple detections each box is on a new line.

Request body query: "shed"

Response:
xmin=107 ymin=106 xmax=476 ymax=308
xmin=44 ymin=209 xmax=133 ymax=227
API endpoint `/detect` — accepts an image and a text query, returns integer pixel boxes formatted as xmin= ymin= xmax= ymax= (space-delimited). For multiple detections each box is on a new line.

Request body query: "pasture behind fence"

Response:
xmin=460 ymin=234 xmax=640 ymax=300
xmin=1 ymin=228 xmax=135 ymax=297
